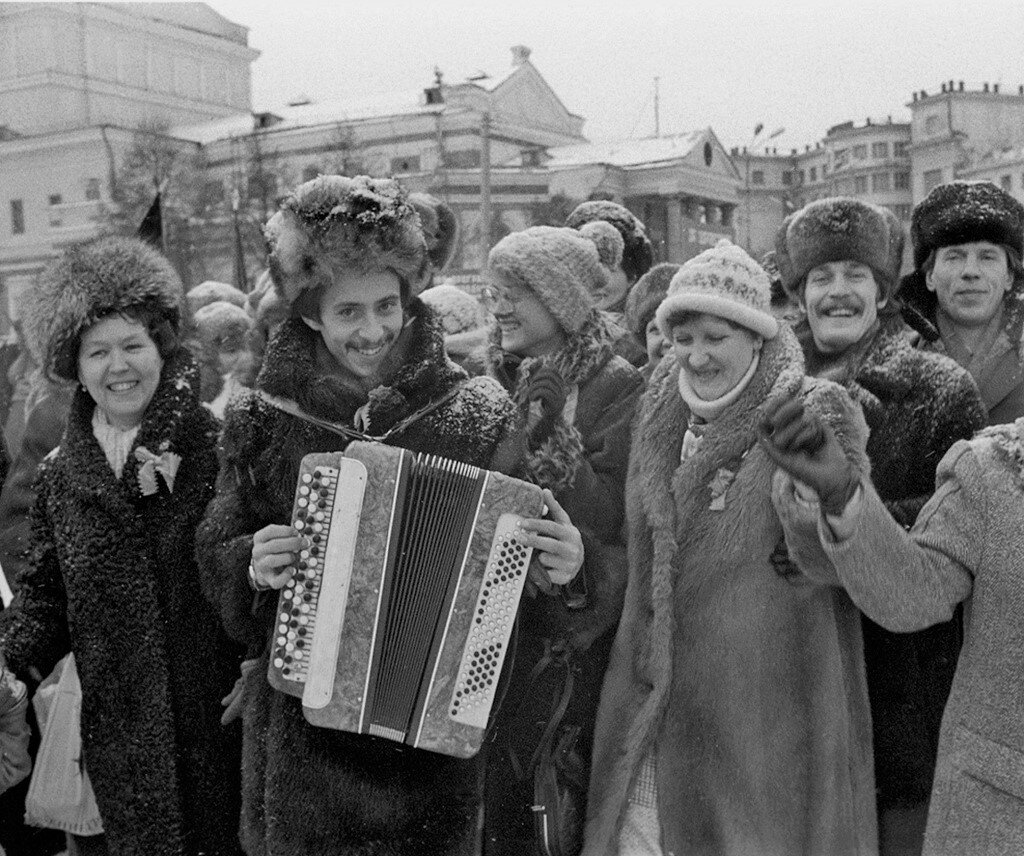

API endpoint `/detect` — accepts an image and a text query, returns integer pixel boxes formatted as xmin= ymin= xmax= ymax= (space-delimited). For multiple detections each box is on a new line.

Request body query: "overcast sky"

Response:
xmin=205 ymin=0 xmax=1024 ymax=155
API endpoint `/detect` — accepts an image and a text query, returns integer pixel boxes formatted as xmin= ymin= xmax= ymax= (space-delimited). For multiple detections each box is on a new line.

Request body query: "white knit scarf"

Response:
xmin=91 ymin=407 xmax=140 ymax=478
xmin=676 ymin=352 xmax=760 ymax=462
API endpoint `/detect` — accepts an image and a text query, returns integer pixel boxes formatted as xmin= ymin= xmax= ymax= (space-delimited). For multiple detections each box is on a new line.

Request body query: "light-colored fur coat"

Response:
xmin=583 ymin=325 xmax=877 ymax=856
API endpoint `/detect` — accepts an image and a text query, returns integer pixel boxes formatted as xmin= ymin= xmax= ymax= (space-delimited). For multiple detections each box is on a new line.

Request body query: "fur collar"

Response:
xmin=59 ymin=348 xmax=212 ymax=508
xmin=256 ymin=298 xmax=467 ymax=431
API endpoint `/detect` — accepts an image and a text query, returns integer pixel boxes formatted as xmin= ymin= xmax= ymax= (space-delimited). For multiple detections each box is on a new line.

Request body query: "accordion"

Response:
xmin=268 ymin=440 xmax=545 ymax=758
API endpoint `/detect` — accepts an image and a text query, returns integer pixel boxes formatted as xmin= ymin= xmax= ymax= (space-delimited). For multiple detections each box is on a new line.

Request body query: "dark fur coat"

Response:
xmin=195 ymin=300 xmax=516 ymax=856
xmin=0 ymin=350 xmax=242 ymax=856
xmin=584 ymin=326 xmax=876 ymax=856
xmin=799 ymin=319 xmax=987 ymax=808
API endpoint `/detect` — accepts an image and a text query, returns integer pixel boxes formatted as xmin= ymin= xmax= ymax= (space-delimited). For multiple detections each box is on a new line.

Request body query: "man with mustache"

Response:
xmin=899 ymin=180 xmax=1024 ymax=425
xmin=775 ymin=198 xmax=985 ymax=856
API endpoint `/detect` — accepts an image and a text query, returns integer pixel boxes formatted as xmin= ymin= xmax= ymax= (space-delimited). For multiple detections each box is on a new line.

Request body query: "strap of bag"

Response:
xmin=258 ymin=383 xmax=464 ymax=445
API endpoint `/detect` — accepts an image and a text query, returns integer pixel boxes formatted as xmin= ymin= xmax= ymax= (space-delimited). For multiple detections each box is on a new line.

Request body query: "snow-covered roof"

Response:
xmin=171 ymin=90 xmax=444 ymax=145
xmin=544 ymin=130 xmax=707 ymax=169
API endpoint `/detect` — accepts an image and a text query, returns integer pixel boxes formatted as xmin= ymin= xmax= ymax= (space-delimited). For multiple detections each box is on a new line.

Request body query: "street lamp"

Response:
xmin=743 ymin=124 xmax=785 ymax=252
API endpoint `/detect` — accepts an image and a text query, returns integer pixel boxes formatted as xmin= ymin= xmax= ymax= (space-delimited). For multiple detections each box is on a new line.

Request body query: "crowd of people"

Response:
xmin=0 ymin=172 xmax=1020 ymax=856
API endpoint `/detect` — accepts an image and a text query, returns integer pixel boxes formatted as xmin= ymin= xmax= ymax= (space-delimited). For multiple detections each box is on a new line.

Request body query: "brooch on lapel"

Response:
xmin=135 ymin=441 xmax=181 ymax=496
xmin=708 ymin=468 xmax=736 ymax=511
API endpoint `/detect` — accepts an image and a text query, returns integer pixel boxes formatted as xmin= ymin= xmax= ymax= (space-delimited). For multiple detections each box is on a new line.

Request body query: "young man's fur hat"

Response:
xmin=565 ymin=200 xmax=654 ymax=283
xmin=264 ymin=175 xmax=427 ymax=306
xmin=409 ymin=193 xmax=460 ymax=273
xmin=26 ymin=236 xmax=183 ymax=383
xmin=774 ymin=197 xmax=904 ymax=305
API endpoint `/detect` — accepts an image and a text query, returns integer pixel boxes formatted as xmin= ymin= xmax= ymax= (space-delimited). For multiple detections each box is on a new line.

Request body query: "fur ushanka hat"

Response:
xmin=774 ymin=197 xmax=904 ymax=305
xmin=657 ymin=239 xmax=778 ymax=340
xmin=264 ymin=175 xmax=427 ymax=306
xmin=186 ymin=280 xmax=247 ymax=316
xmin=409 ymin=193 xmax=460 ymax=273
xmin=899 ymin=180 xmax=1024 ymax=323
xmin=487 ymin=226 xmax=603 ymax=334
xmin=565 ymin=200 xmax=654 ymax=283
xmin=26 ymin=236 xmax=183 ymax=383
xmin=625 ymin=262 xmax=679 ymax=343
xmin=192 ymin=300 xmax=253 ymax=352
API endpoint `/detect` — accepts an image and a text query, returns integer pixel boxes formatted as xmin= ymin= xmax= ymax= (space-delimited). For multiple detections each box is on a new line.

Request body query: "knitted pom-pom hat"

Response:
xmin=264 ymin=175 xmax=427 ymax=305
xmin=625 ymin=262 xmax=679 ymax=342
xmin=775 ymin=197 xmax=904 ymax=302
xmin=409 ymin=193 xmax=460 ymax=273
xmin=565 ymin=200 xmax=654 ymax=282
xmin=656 ymin=239 xmax=779 ymax=340
xmin=578 ymin=220 xmax=624 ymax=271
xmin=26 ymin=236 xmax=183 ymax=383
xmin=487 ymin=226 xmax=603 ymax=334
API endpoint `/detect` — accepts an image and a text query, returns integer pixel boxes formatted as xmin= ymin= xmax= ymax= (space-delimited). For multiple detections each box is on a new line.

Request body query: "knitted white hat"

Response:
xmin=656 ymin=239 xmax=778 ymax=340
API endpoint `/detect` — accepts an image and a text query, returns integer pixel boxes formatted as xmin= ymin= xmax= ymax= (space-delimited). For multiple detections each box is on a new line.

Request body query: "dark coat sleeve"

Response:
xmin=0 ymin=463 xmax=71 ymax=681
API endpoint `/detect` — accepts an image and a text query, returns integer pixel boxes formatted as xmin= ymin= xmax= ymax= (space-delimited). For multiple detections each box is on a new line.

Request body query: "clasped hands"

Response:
xmin=758 ymin=391 xmax=860 ymax=517
xmin=250 ymin=487 xmax=583 ymax=593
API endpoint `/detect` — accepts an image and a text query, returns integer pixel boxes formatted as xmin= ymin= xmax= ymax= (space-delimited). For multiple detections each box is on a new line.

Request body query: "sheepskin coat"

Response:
xmin=0 ymin=350 xmax=242 ymax=856
xmin=778 ymin=419 xmax=1024 ymax=856
xmin=196 ymin=300 xmax=516 ymax=856
xmin=483 ymin=318 xmax=642 ymax=854
xmin=583 ymin=326 xmax=876 ymax=856
xmin=798 ymin=319 xmax=986 ymax=809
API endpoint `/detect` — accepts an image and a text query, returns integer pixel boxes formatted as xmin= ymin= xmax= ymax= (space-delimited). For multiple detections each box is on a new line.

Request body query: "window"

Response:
xmin=522 ymin=149 xmax=542 ymax=167
xmin=1001 ymin=175 xmax=1013 ymax=192
xmin=854 ymin=175 xmax=868 ymax=194
xmin=443 ymin=149 xmax=481 ymax=169
xmin=894 ymin=171 xmax=911 ymax=189
xmin=85 ymin=178 xmax=101 ymax=201
xmin=833 ymin=149 xmax=848 ymax=170
xmin=893 ymin=141 xmax=909 ymax=157
xmin=48 ymin=193 xmax=63 ymax=206
xmin=798 ymin=170 xmax=805 ymax=184
xmin=923 ymin=169 xmax=943 ymax=192
xmin=10 ymin=199 xmax=24 ymax=235
xmin=853 ymin=144 xmax=867 ymax=159
xmin=390 ymin=155 xmax=420 ymax=174
xmin=924 ymin=115 xmax=942 ymax=135
xmin=872 ymin=142 xmax=889 ymax=159
xmin=888 ymin=204 xmax=912 ymax=220
xmin=751 ymin=170 xmax=765 ymax=185
xmin=809 ymin=167 xmax=817 ymax=182
xmin=781 ymin=171 xmax=793 ymax=186
xmin=822 ymin=164 xmax=829 ymax=176
xmin=872 ymin=172 xmax=891 ymax=192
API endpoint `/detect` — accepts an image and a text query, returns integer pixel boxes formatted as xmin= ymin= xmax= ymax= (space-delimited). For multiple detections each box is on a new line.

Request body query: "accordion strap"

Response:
xmin=257 ymin=384 xmax=463 ymax=444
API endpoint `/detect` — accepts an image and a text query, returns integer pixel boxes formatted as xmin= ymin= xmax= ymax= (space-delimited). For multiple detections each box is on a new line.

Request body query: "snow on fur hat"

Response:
xmin=657 ymin=239 xmax=778 ymax=340
xmin=775 ymin=197 xmax=904 ymax=302
xmin=578 ymin=220 xmax=624 ymax=271
xmin=565 ymin=200 xmax=654 ymax=282
xmin=264 ymin=175 xmax=427 ymax=305
xmin=420 ymin=284 xmax=488 ymax=335
xmin=487 ymin=226 xmax=603 ymax=334
xmin=26 ymin=236 xmax=183 ymax=383
xmin=193 ymin=300 xmax=253 ymax=351
xmin=625 ymin=262 xmax=679 ymax=341
xmin=409 ymin=193 xmax=460 ymax=272
xmin=186 ymin=280 xmax=247 ymax=316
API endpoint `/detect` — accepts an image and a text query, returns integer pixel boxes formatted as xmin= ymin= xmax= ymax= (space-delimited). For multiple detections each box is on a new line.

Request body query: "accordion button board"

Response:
xmin=268 ymin=441 xmax=545 ymax=758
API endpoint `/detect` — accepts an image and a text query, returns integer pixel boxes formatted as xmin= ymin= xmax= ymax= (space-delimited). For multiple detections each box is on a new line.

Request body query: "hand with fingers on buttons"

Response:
xmin=250 ymin=523 xmax=306 ymax=590
xmin=758 ymin=392 xmax=860 ymax=516
xmin=521 ymin=489 xmax=585 ymax=595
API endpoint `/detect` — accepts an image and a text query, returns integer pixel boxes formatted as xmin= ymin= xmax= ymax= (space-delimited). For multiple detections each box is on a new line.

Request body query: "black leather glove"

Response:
xmin=759 ymin=395 xmax=860 ymax=516
xmin=526 ymin=366 xmax=568 ymax=446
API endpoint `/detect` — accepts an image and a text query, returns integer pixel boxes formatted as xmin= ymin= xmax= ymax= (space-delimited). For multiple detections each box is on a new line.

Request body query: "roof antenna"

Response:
xmin=654 ymin=76 xmax=660 ymax=138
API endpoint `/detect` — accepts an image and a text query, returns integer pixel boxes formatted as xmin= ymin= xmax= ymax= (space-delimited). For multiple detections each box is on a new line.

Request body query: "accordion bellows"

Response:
xmin=269 ymin=441 xmax=545 ymax=758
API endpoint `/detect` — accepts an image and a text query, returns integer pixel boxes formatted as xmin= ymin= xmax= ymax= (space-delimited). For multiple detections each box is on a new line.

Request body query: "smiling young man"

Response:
xmin=900 ymin=180 xmax=1024 ymax=425
xmin=776 ymin=198 xmax=986 ymax=856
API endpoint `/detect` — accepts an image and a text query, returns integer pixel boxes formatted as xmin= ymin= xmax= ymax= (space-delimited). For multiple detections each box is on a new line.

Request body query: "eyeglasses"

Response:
xmin=480 ymin=285 xmax=529 ymax=311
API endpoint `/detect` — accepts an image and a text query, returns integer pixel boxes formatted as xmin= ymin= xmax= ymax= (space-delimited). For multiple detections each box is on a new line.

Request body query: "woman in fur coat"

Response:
xmin=481 ymin=225 xmax=643 ymax=855
xmin=0 ymin=237 xmax=242 ymax=856
xmin=196 ymin=177 xmax=584 ymax=856
xmin=583 ymin=240 xmax=875 ymax=856
xmin=775 ymin=198 xmax=987 ymax=854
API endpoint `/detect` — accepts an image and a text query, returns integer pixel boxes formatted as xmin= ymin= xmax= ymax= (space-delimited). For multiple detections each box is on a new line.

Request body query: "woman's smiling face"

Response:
xmin=672 ymin=313 xmax=761 ymax=401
